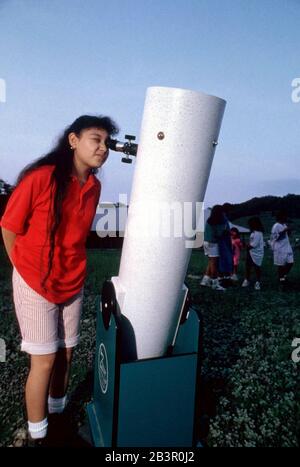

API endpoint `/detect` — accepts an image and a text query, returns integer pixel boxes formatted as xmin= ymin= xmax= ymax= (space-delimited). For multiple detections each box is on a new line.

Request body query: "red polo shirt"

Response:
xmin=0 ymin=165 xmax=100 ymax=303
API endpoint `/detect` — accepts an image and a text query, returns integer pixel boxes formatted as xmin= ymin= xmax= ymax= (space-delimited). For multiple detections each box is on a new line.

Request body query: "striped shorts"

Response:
xmin=12 ymin=267 xmax=84 ymax=355
xmin=203 ymin=241 xmax=220 ymax=257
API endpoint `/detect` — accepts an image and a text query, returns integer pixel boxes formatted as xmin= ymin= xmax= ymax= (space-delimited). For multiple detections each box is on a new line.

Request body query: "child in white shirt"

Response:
xmin=271 ymin=210 xmax=294 ymax=284
xmin=242 ymin=217 xmax=264 ymax=290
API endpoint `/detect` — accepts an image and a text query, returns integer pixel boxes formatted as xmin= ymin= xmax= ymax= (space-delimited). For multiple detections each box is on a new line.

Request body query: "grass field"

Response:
xmin=0 ymin=245 xmax=299 ymax=447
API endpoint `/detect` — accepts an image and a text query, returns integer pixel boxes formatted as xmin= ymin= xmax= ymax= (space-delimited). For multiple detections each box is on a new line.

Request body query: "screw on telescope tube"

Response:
xmin=212 ymin=140 xmax=218 ymax=146
xmin=157 ymin=132 xmax=165 ymax=140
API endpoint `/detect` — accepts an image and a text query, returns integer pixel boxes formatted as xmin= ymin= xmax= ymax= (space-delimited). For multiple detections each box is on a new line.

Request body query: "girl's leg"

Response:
xmin=201 ymin=260 xmax=212 ymax=286
xmin=245 ymin=254 xmax=252 ymax=281
xmin=203 ymin=261 xmax=211 ymax=277
xmin=25 ymin=353 xmax=57 ymax=422
xmin=46 ymin=349 xmax=77 ymax=447
xmin=210 ymin=257 xmax=226 ymax=290
xmin=210 ymin=257 xmax=219 ymax=279
xmin=203 ymin=244 xmax=211 ymax=277
xmin=48 ymin=289 xmax=83 ymax=408
xmin=278 ymin=266 xmax=285 ymax=280
xmin=254 ymin=265 xmax=261 ymax=282
xmin=242 ymin=253 xmax=252 ymax=287
xmin=284 ymin=262 xmax=293 ymax=277
xmin=49 ymin=347 xmax=74 ymax=398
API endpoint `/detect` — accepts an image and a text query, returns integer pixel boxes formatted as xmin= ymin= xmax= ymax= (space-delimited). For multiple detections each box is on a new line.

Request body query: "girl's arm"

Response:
xmin=1 ymin=227 xmax=16 ymax=265
xmin=277 ymin=227 xmax=289 ymax=240
xmin=248 ymin=233 xmax=256 ymax=250
xmin=272 ymin=224 xmax=288 ymax=242
xmin=249 ymin=232 xmax=261 ymax=249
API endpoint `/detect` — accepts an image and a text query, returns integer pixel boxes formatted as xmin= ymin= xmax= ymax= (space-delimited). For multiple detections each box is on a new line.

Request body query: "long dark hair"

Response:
xmin=207 ymin=205 xmax=224 ymax=225
xmin=230 ymin=227 xmax=240 ymax=238
xmin=15 ymin=115 xmax=119 ymax=291
xmin=248 ymin=216 xmax=264 ymax=233
xmin=276 ymin=210 xmax=288 ymax=224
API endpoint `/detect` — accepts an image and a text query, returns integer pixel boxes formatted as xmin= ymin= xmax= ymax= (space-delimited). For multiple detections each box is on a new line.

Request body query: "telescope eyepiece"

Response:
xmin=107 ymin=136 xmax=138 ymax=158
xmin=106 ymin=137 xmax=117 ymax=151
xmin=107 ymin=138 xmax=125 ymax=152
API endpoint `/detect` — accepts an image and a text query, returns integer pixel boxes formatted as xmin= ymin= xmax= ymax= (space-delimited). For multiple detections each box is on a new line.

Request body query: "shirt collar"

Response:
xmin=70 ymin=172 xmax=98 ymax=191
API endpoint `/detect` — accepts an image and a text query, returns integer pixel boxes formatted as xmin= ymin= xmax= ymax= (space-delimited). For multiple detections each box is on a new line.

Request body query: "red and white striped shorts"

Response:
xmin=12 ymin=267 xmax=84 ymax=355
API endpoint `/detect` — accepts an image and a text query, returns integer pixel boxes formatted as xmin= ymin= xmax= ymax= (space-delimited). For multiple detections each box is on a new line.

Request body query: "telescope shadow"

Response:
xmin=45 ymin=316 xmax=138 ymax=446
xmin=46 ymin=371 xmax=94 ymax=447
xmin=120 ymin=314 xmax=138 ymax=363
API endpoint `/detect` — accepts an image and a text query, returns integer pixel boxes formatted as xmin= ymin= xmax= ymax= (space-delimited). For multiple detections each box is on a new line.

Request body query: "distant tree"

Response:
xmin=0 ymin=179 xmax=14 ymax=195
xmin=227 ymin=194 xmax=300 ymax=220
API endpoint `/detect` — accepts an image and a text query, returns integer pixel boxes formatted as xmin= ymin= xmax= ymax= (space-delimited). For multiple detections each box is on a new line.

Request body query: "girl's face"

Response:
xmin=69 ymin=127 xmax=109 ymax=170
xmin=231 ymin=230 xmax=237 ymax=239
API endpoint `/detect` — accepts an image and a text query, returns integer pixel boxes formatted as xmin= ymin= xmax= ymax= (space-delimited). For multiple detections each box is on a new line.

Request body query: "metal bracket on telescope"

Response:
xmin=166 ymin=284 xmax=192 ymax=356
xmin=121 ymin=135 xmax=137 ymax=164
xmin=101 ymin=280 xmax=121 ymax=329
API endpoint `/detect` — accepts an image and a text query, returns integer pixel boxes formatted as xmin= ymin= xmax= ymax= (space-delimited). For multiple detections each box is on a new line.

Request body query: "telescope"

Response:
xmin=87 ymin=86 xmax=226 ymax=447
xmin=107 ymin=135 xmax=138 ymax=163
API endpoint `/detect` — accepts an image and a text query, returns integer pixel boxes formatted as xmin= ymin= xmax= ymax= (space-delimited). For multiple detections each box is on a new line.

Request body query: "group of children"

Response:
xmin=201 ymin=207 xmax=294 ymax=291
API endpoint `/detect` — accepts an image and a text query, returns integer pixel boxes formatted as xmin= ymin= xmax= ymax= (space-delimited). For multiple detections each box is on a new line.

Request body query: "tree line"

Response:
xmin=227 ymin=194 xmax=300 ymax=220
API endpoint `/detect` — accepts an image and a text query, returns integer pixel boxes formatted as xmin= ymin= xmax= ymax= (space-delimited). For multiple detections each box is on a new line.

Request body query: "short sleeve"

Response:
xmin=0 ymin=167 xmax=52 ymax=235
xmin=271 ymin=223 xmax=284 ymax=242
xmin=94 ymin=179 xmax=101 ymax=208
xmin=250 ymin=232 xmax=260 ymax=248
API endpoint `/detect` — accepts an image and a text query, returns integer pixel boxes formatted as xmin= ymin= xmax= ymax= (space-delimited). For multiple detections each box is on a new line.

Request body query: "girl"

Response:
xmin=230 ymin=227 xmax=243 ymax=281
xmin=0 ymin=115 xmax=118 ymax=446
xmin=201 ymin=205 xmax=226 ymax=291
xmin=241 ymin=217 xmax=264 ymax=290
xmin=270 ymin=210 xmax=294 ymax=285
xmin=218 ymin=203 xmax=234 ymax=282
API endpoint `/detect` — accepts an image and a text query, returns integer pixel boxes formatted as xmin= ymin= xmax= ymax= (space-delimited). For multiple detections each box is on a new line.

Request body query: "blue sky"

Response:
xmin=0 ymin=0 xmax=299 ymax=207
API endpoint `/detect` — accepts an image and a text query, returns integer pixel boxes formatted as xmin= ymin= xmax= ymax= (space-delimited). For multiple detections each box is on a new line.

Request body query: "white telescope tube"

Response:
xmin=115 ymin=86 xmax=226 ymax=360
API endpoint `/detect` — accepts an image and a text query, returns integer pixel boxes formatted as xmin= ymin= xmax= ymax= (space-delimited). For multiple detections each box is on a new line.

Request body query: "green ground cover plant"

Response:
xmin=0 ymin=246 xmax=299 ymax=447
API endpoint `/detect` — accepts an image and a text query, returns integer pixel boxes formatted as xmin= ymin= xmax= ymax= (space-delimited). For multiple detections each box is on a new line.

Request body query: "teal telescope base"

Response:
xmin=87 ymin=295 xmax=202 ymax=447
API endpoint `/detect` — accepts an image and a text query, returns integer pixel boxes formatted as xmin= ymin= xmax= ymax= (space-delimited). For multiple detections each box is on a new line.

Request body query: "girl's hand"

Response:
xmin=1 ymin=227 xmax=16 ymax=265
